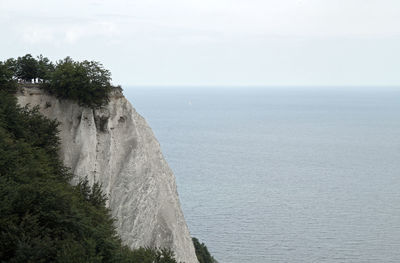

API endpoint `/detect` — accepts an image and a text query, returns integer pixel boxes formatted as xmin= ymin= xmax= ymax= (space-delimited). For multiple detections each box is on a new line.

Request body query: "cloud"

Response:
xmin=13 ymin=19 xmax=119 ymax=45
xmin=64 ymin=21 xmax=119 ymax=44
xmin=20 ymin=25 xmax=57 ymax=44
xmin=1 ymin=0 xmax=400 ymax=86
xmin=3 ymin=0 xmax=400 ymax=43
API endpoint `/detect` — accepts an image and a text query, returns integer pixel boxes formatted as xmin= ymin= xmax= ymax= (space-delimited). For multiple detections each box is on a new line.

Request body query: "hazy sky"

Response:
xmin=1 ymin=0 xmax=399 ymax=87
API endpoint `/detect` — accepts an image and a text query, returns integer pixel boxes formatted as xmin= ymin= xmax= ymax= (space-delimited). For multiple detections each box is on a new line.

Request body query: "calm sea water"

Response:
xmin=125 ymin=87 xmax=400 ymax=263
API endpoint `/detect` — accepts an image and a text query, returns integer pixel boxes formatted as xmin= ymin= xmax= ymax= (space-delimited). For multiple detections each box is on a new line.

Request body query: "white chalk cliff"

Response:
xmin=17 ymin=87 xmax=198 ymax=263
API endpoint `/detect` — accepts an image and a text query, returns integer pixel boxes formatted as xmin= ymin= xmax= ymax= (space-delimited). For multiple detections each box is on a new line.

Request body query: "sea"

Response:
xmin=124 ymin=87 xmax=400 ymax=263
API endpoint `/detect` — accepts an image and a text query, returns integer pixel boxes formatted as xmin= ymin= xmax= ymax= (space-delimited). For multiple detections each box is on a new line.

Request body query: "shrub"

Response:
xmin=192 ymin=237 xmax=217 ymax=263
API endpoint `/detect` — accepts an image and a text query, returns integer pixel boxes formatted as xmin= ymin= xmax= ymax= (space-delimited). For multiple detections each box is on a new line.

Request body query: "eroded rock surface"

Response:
xmin=17 ymin=87 xmax=198 ymax=263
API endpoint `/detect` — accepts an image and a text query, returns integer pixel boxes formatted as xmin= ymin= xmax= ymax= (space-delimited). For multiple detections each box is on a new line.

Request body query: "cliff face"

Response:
xmin=17 ymin=87 xmax=198 ymax=263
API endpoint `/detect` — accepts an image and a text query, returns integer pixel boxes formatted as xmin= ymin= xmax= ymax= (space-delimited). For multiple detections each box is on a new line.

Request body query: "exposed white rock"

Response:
xmin=17 ymin=87 xmax=198 ymax=263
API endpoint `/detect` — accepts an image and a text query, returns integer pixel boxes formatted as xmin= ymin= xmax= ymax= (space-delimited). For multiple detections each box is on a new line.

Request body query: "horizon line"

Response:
xmin=120 ymin=84 xmax=400 ymax=89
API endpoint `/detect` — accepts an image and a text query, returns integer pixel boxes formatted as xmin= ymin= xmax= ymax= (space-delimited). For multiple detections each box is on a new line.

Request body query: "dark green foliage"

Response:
xmin=4 ymin=58 xmax=17 ymax=74
xmin=16 ymin=54 xmax=39 ymax=81
xmin=37 ymin=55 xmax=55 ymax=81
xmin=0 ymin=91 xmax=179 ymax=262
xmin=0 ymin=91 xmax=114 ymax=262
xmin=1 ymin=54 xmax=53 ymax=87
xmin=43 ymin=57 xmax=113 ymax=108
xmin=0 ymin=61 xmax=17 ymax=93
xmin=192 ymin=238 xmax=217 ymax=263
xmin=2 ymin=54 xmax=114 ymax=108
xmin=116 ymin=247 xmax=180 ymax=263
xmin=76 ymin=177 xmax=107 ymax=208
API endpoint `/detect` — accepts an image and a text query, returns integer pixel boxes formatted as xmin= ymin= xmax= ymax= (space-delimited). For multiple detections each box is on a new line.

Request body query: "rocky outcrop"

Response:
xmin=17 ymin=87 xmax=198 ymax=263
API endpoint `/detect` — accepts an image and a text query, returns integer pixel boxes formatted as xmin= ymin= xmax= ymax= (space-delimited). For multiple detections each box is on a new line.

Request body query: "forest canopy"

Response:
xmin=0 ymin=54 xmax=116 ymax=108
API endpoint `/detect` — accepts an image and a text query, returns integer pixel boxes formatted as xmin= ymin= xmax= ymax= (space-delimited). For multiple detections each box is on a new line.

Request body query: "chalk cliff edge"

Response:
xmin=17 ymin=87 xmax=198 ymax=263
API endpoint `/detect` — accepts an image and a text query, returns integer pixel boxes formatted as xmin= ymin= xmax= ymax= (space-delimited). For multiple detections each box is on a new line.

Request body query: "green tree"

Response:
xmin=37 ymin=54 xmax=55 ymax=82
xmin=192 ymin=238 xmax=217 ymax=263
xmin=16 ymin=54 xmax=39 ymax=81
xmin=4 ymin=58 xmax=17 ymax=75
xmin=44 ymin=57 xmax=113 ymax=108
xmin=0 ymin=61 xmax=17 ymax=93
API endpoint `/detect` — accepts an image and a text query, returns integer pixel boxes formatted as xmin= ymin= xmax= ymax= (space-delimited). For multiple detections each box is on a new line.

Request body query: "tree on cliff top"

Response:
xmin=2 ymin=54 xmax=114 ymax=108
xmin=43 ymin=57 xmax=113 ymax=108
xmin=0 ymin=61 xmax=17 ymax=93
xmin=1 ymin=54 xmax=54 ymax=84
xmin=37 ymin=54 xmax=55 ymax=81
xmin=16 ymin=54 xmax=39 ymax=81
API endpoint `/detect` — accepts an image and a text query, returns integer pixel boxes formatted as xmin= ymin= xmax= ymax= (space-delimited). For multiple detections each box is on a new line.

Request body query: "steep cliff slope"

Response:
xmin=17 ymin=87 xmax=198 ymax=263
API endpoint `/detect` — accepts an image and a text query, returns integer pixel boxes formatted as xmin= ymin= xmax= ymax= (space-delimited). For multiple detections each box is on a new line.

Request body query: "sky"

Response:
xmin=0 ymin=0 xmax=400 ymax=87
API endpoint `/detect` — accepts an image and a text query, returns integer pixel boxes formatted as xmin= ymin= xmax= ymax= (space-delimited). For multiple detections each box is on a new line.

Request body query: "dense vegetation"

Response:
xmin=0 ymin=61 xmax=17 ymax=93
xmin=42 ymin=57 xmax=113 ymax=108
xmin=1 ymin=54 xmax=115 ymax=108
xmin=0 ymin=88 xmax=178 ymax=262
xmin=1 ymin=54 xmax=218 ymax=263
xmin=192 ymin=238 xmax=217 ymax=263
